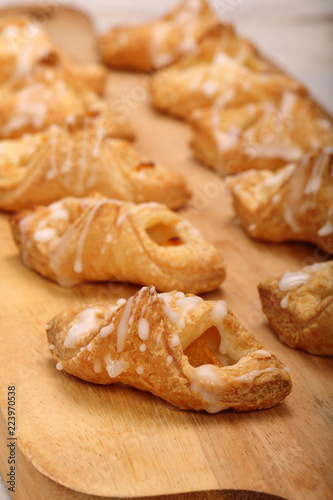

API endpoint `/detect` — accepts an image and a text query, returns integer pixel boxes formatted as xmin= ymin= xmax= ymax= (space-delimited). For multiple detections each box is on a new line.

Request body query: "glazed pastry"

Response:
xmin=98 ymin=0 xmax=219 ymax=71
xmin=0 ymin=16 xmax=107 ymax=94
xmin=0 ymin=82 xmax=134 ymax=140
xmin=46 ymin=286 xmax=292 ymax=412
xmin=10 ymin=194 xmax=225 ymax=293
xmin=258 ymin=261 xmax=333 ymax=355
xmin=0 ymin=118 xmax=189 ymax=211
xmin=150 ymin=51 xmax=305 ymax=122
xmin=226 ymin=148 xmax=333 ymax=254
xmin=190 ymin=93 xmax=333 ymax=173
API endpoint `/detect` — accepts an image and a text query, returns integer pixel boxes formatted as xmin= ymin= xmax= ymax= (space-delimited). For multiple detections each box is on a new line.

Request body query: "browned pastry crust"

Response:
xmin=226 ymin=148 xmax=333 ymax=254
xmin=0 ymin=82 xmax=134 ymax=140
xmin=10 ymin=194 xmax=225 ymax=293
xmin=150 ymin=24 xmax=302 ymax=121
xmin=0 ymin=118 xmax=190 ymax=211
xmin=0 ymin=16 xmax=107 ymax=94
xmin=46 ymin=287 xmax=292 ymax=412
xmin=258 ymin=261 xmax=333 ymax=355
xmin=190 ymin=94 xmax=333 ymax=174
xmin=98 ymin=0 xmax=219 ymax=71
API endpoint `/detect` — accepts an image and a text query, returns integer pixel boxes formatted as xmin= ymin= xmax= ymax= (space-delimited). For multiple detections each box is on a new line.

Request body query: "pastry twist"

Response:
xmin=0 ymin=118 xmax=189 ymax=211
xmin=98 ymin=0 xmax=219 ymax=71
xmin=10 ymin=194 xmax=225 ymax=293
xmin=227 ymin=148 xmax=333 ymax=254
xmin=258 ymin=261 xmax=333 ymax=355
xmin=46 ymin=286 xmax=292 ymax=412
xmin=0 ymin=16 xmax=107 ymax=94
xmin=190 ymin=93 xmax=333 ymax=173
xmin=0 ymin=82 xmax=134 ymax=141
xmin=150 ymin=55 xmax=305 ymax=122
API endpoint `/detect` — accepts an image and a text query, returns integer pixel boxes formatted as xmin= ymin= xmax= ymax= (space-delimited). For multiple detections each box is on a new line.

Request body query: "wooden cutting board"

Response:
xmin=0 ymin=6 xmax=332 ymax=500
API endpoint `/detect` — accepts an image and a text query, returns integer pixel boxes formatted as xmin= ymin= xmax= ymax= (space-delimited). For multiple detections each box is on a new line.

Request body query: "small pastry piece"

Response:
xmin=0 ymin=118 xmax=189 ymax=211
xmin=226 ymin=148 xmax=333 ymax=254
xmin=258 ymin=261 xmax=333 ymax=355
xmin=10 ymin=194 xmax=225 ymax=293
xmin=98 ymin=0 xmax=219 ymax=71
xmin=0 ymin=16 xmax=107 ymax=94
xmin=190 ymin=93 xmax=333 ymax=173
xmin=46 ymin=286 xmax=292 ymax=412
xmin=0 ymin=82 xmax=134 ymax=141
xmin=150 ymin=51 xmax=305 ymax=122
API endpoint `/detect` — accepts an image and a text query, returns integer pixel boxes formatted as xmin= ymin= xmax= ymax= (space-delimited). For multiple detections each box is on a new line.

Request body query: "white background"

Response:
xmin=0 ymin=0 xmax=332 ymax=499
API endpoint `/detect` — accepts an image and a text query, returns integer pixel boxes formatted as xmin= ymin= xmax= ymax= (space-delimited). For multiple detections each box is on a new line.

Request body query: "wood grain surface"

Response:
xmin=0 ymin=4 xmax=332 ymax=500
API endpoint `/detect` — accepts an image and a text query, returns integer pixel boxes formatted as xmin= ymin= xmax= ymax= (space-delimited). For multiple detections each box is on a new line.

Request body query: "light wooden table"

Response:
xmin=0 ymin=1 xmax=332 ymax=499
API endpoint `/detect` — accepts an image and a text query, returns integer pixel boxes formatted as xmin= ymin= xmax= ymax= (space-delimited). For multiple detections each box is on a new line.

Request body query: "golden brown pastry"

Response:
xmin=150 ymin=49 xmax=305 ymax=122
xmin=0 ymin=16 xmax=107 ymax=94
xmin=0 ymin=118 xmax=189 ymax=211
xmin=190 ymin=93 xmax=333 ymax=173
xmin=0 ymin=81 xmax=134 ymax=140
xmin=98 ymin=0 xmax=219 ymax=71
xmin=258 ymin=261 xmax=333 ymax=355
xmin=226 ymin=148 xmax=333 ymax=254
xmin=10 ymin=194 xmax=225 ymax=293
xmin=46 ymin=286 xmax=292 ymax=412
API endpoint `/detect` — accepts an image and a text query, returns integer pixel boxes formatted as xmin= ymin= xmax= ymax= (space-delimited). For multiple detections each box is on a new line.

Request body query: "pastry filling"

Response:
xmin=135 ymin=161 xmax=155 ymax=171
xmin=146 ymin=223 xmax=184 ymax=246
xmin=184 ymin=327 xmax=235 ymax=367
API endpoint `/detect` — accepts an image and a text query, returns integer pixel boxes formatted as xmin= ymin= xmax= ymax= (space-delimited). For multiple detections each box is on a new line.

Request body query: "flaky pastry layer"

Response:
xmin=258 ymin=261 xmax=333 ymax=355
xmin=0 ymin=16 xmax=107 ymax=94
xmin=150 ymin=28 xmax=304 ymax=122
xmin=10 ymin=194 xmax=225 ymax=293
xmin=98 ymin=0 xmax=219 ymax=71
xmin=226 ymin=148 xmax=333 ymax=254
xmin=0 ymin=118 xmax=190 ymax=211
xmin=0 ymin=81 xmax=134 ymax=141
xmin=190 ymin=93 xmax=333 ymax=173
xmin=46 ymin=286 xmax=292 ymax=412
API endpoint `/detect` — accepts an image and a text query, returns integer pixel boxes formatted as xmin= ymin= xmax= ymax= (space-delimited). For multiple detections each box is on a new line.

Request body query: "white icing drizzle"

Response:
xmin=116 ymin=295 xmax=134 ymax=353
xmin=304 ymin=152 xmax=327 ymax=195
xmin=100 ymin=322 xmax=115 ymax=339
xmin=318 ymin=220 xmax=333 ymax=237
xmin=104 ymin=354 xmax=128 ymax=378
xmin=278 ymin=271 xmax=311 ymax=292
xmin=73 ymin=200 xmax=106 ymax=274
xmin=139 ymin=344 xmax=146 ymax=352
xmin=136 ymin=366 xmax=144 ymax=375
xmin=175 ymin=296 xmax=204 ymax=329
xmin=129 ymin=286 xmax=148 ymax=327
xmin=34 ymin=228 xmax=57 ymax=243
xmin=138 ymin=318 xmax=150 ymax=341
xmin=167 ymin=355 xmax=173 ymax=365
xmin=64 ymin=307 xmax=100 ymax=348
xmin=163 ymin=305 xmax=179 ymax=324
xmin=94 ymin=359 xmax=102 ymax=374
xmin=49 ymin=344 xmax=54 ymax=350
xmin=280 ymin=293 xmax=290 ymax=309
xmin=234 ymin=367 xmax=276 ymax=384
xmin=171 ymin=333 xmax=180 ymax=347
xmin=56 ymin=361 xmax=63 ymax=371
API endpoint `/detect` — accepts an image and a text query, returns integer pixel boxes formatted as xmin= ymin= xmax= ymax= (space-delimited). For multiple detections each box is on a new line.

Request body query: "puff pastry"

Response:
xmin=0 ymin=118 xmax=189 ymax=211
xmin=46 ymin=286 xmax=292 ymax=412
xmin=98 ymin=0 xmax=219 ymax=71
xmin=258 ymin=261 xmax=333 ymax=355
xmin=226 ymin=148 xmax=333 ymax=254
xmin=10 ymin=194 xmax=225 ymax=293
xmin=0 ymin=16 xmax=107 ymax=94
xmin=150 ymin=49 xmax=305 ymax=122
xmin=0 ymin=82 xmax=134 ymax=141
xmin=190 ymin=93 xmax=333 ymax=173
